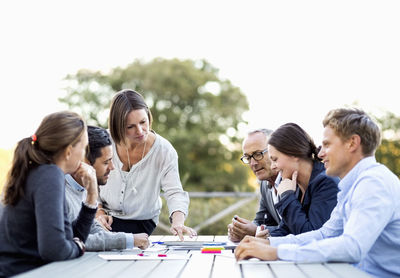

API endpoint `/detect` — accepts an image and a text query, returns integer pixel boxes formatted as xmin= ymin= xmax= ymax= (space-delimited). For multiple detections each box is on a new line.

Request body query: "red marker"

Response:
xmin=158 ymin=254 xmax=167 ymax=257
xmin=201 ymin=250 xmax=221 ymax=254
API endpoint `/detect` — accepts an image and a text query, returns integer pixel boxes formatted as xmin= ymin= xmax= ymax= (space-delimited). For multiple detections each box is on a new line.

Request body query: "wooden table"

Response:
xmin=15 ymin=235 xmax=372 ymax=278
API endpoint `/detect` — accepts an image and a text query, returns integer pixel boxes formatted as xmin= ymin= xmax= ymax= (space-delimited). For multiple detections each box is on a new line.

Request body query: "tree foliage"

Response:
xmin=375 ymin=111 xmax=400 ymax=178
xmin=60 ymin=58 xmax=251 ymax=191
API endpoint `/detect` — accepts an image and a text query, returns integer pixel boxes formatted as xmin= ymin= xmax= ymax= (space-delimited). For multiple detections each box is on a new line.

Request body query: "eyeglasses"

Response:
xmin=240 ymin=149 xmax=268 ymax=164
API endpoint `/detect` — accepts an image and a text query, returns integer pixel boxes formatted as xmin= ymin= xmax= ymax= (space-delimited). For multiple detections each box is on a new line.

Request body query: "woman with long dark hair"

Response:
xmin=0 ymin=111 xmax=98 ymax=277
xmin=257 ymin=122 xmax=339 ymax=237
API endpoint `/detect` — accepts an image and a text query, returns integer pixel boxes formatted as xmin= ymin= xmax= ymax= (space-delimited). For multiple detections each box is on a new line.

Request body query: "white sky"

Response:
xmin=1 ymin=0 xmax=399 ymax=149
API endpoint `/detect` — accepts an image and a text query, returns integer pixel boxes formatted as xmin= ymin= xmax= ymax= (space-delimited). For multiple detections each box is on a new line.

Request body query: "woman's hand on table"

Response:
xmin=170 ymin=211 xmax=197 ymax=241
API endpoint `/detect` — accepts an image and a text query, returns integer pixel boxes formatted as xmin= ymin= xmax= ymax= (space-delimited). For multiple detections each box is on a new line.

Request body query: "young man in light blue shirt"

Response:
xmin=65 ymin=126 xmax=150 ymax=251
xmin=235 ymin=108 xmax=400 ymax=278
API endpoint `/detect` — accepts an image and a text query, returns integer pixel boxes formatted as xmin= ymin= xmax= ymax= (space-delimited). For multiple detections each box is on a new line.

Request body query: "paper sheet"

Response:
xmin=156 ymin=241 xmax=237 ymax=250
xmin=98 ymin=254 xmax=190 ymax=261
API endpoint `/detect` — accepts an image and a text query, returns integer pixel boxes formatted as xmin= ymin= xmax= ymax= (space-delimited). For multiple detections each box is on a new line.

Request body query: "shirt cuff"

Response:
xmin=83 ymin=201 xmax=98 ymax=210
xmin=269 ymin=236 xmax=290 ymax=247
xmin=277 ymin=243 xmax=299 ymax=261
xmin=279 ymin=190 xmax=295 ymax=199
xmin=125 ymin=233 xmax=134 ymax=249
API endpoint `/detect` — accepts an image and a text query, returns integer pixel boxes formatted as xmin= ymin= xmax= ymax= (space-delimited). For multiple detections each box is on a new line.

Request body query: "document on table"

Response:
xmin=156 ymin=240 xmax=238 ymax=250
xmin=98 ymin=254 xmax=190 ymax=261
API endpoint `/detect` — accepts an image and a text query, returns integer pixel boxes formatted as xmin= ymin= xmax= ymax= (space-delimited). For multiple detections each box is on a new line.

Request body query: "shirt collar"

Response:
xmin=65 ymin=174 xmax=85 ymax=192
xmin=338 ymin=156 xmax=376 ymax=195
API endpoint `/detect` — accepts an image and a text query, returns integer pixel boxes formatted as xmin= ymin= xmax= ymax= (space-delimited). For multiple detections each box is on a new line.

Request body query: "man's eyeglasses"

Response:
xmin=240 ymin=149 xmax=268 ymax=164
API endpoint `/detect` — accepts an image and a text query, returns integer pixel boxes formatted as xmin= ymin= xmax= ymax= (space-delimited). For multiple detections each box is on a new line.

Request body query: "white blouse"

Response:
xmin=99 ymin=132 xmax=189 ymax=224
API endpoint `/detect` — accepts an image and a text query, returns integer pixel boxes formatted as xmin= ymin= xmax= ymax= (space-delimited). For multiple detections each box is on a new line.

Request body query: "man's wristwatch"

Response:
xmin=73 ymin=237 xmax=86 ymax=256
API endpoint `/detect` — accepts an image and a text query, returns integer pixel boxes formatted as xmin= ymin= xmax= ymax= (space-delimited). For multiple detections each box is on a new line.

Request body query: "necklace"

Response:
xmin=125 ymin=137 xmax=147 ymax=171
xmin=115 ymin=136 xmax=149 ymax=208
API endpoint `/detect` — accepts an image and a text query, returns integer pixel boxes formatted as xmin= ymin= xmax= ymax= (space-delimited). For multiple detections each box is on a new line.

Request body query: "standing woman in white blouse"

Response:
xmin=96 ymin=89 xmax=196 ymax=240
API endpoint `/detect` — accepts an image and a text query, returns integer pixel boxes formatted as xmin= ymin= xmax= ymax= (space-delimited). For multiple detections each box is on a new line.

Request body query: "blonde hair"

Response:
xmin=323 ymin=108 xmax=381 ymax=156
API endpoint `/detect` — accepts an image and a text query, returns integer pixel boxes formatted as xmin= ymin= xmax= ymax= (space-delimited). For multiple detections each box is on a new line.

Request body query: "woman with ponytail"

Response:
xmin=256 ymin=123 xmax=339 ymax=238
xmin=0 ymin=111 xmax=98 ymax=277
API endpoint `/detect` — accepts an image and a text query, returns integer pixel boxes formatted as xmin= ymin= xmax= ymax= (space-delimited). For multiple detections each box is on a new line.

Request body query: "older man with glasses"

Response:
xmin=228 ymin=129 xmax=282 ymax=242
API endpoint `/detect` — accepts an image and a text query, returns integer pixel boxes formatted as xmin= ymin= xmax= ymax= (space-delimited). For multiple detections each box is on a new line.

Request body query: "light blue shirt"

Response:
xmin=65 ymin=175 xmax=133 ymax=249
xmin=270 ymin=157 xmax=400 ymax=278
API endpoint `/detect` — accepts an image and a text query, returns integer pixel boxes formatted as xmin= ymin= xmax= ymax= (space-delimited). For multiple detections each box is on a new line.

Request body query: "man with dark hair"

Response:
xmin=65 ymin=126 xmax=149 ymax=250
xmin=85 ymin=126 xmax=114 ymax=185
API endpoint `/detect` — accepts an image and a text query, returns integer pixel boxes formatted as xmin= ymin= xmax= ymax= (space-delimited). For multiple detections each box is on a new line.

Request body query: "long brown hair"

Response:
xmin=268 ymin=123 xmax=321 ymax=162
xmin=2 ymin=111 xmax=86 ymax=206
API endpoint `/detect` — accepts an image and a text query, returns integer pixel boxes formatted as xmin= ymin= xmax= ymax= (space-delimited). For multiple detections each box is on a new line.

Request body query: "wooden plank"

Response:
xmin=241 ymin=263 xmax=275 ymax=278
xmin=179 ymin=252 xmax=214 ymax=278
xmin=146 ymin=259 xmax=188 ymax=278
xmin=14 ymin=253 xmax=99 ymax=278
xmin=49 ymin=253 xmax=108 ymax=278
xmin=166 ymin=249 xmax=190 ymax=256
xmin=270 ymin=263 xmax=308 ymax=278
xmin=116 ymin=260 xmax=162 ymax=278
xmin=325 ymin=263 xmax=373 ymax=278
xmin=212 ymin=252 xmax=241 ymax=278
xmin=297 ymin=263 xmax=339 ymax=278
xmin=82 ymin=261 xmax=135 ymax=278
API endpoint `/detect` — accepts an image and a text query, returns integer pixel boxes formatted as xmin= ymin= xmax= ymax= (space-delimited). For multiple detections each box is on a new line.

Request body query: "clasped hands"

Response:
xmin=227 ymin=215 xmax=276 ymax=261
xmin=228 ymin=215 xmax=271 ymax=242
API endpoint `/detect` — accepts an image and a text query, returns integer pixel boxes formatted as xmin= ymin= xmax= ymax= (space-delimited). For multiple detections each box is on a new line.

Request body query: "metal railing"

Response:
xmin=157 ymin=191 xmax=259 ymax=233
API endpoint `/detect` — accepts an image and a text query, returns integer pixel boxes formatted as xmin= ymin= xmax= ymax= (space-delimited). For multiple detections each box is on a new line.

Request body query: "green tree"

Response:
xmin=375 ymin=111 xmax=400 ymax=178
xmin=60 ymin=58 xmax=251 ymax=191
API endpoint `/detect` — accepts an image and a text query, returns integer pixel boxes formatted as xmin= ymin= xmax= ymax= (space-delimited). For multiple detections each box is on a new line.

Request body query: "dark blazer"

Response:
xmin=253 ymin=180 xmax=281 ymax=230
xmin=270 ymin=161 xmax=339 ymax=237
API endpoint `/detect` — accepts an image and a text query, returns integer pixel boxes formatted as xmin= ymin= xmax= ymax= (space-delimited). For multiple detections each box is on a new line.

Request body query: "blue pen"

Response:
xmin=203 ymin=242 xmax=227 ymax=246
xmin=152 ymin=241 xmax=164 ymax=244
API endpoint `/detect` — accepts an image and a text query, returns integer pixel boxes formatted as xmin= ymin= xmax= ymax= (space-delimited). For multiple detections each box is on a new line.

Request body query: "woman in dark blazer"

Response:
xmin=258 ymin=123 xmax=339 ymax=238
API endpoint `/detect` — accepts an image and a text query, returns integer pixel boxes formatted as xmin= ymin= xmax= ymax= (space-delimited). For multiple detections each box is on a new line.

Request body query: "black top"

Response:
xmin=0 ymin=164 xmax=96 ymax=277
xmin=271 ymin=161 xmax=339 ymax=237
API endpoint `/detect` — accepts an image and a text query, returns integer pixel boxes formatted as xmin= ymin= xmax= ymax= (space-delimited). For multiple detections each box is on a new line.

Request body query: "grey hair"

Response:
xmin=248 ymin=128 xmax=273 ymax=137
